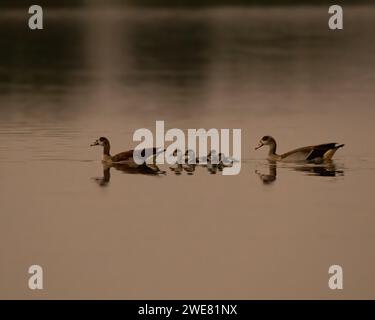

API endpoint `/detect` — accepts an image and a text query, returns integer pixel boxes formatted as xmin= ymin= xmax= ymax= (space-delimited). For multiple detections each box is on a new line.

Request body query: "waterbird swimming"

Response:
xmin=255 ymin=136 xmax=344 ymax=163
xmin=91 ymin=137 xmax=164 ymax=165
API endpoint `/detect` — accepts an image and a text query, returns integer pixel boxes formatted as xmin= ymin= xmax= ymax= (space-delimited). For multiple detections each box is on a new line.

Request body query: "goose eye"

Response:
xmin=262 ymin=136 xmax=269 ymax=141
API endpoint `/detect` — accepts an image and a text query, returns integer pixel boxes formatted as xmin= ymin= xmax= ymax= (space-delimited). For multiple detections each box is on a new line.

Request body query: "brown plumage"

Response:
xmin=255 ymin=136 xmax=344 ymax=162
xmin=90 ymin=137 xmax=162 ymax=164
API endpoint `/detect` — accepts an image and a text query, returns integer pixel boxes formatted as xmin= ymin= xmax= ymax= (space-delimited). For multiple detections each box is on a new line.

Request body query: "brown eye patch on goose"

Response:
xmin=262 ymin=136 xmax=270 ymax=141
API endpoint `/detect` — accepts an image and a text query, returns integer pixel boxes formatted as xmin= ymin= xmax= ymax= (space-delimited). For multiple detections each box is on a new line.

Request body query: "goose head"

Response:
xmin=91 ymin=137 xmax=110 ymax=147
xmin=255 ymin=135 xmax=276 ymax=151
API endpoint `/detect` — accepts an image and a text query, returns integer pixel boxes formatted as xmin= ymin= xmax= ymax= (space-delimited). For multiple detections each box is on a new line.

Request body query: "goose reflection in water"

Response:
xmin=255 ymin=163 xmax=277 ymax=184
xmin=92 ymin=162 xmax=166 ymax=187
xmin=255 ymin=161 xmax=344 ymax=185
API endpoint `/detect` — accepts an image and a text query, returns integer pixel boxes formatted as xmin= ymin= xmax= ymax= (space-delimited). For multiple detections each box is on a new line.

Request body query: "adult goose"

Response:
xmin=255 ymin=136 xmax=344 ymax=163
xmin=91 ymin=137 xmax=163 ymax=165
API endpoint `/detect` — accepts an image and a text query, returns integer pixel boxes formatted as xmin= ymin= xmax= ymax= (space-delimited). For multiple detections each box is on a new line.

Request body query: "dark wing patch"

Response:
xmin=305 ymin=143 xmax=338 ymax=161
xmin=140 ymin=147 xmax=158 ymax=157
xmin=111 ymin=150 xmax=134 ymax=162
xmin=112 ymin=148 xmax=159 ymax=162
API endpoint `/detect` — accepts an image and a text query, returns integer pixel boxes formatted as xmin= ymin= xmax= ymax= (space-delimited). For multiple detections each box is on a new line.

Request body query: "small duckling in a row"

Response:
xmin=170 ymin=149 xmax=235 ymax=167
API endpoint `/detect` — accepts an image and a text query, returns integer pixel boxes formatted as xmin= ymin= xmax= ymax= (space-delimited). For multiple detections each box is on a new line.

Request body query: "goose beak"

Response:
xmin=255 ymin=142 xmax=264 ymax=150
xmin=90 ymin=140 xmax=99 ymax=147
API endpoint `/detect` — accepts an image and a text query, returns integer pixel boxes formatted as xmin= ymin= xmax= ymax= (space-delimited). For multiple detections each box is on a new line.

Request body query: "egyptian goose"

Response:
xmin=91 ymin=137 xmax=163 ymax=165
xmin=255 ymin=136 xmax=344 ymax=163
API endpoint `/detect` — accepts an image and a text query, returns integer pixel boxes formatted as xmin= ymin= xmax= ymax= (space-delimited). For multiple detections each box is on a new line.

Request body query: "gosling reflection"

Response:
xmin=170 ymin=163 xmax=183 ymax=175
xmin=256 ymin=161 xmax=344 ymax=185
xmin=92 ymin=162 xmax=166 ymax=187
xmin=169 ymin=162 xmax=196 ymax=175
xmin=183 ymin=163 xmax=196 ymax=175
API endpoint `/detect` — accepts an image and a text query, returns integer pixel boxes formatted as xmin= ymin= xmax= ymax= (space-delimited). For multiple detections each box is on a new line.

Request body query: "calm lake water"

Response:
xmin=0 ymin=5 xmax=375 ymax=299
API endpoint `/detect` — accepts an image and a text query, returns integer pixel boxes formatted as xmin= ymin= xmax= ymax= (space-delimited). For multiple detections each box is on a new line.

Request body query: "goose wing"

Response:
xmin=280 ymin=146 xmax=314 ymax=161
xmin=112 ymin=163 xmax=164 ymax=175
xmin=281 ymin=143 xmax=338 ymax=161
xmin=111 ymin=150 xmax=134 ymax=162
xmin=305 ymin=143 xmax=339 ymax=161
xmin=112 ymin=147 xmax=162 ymax=163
